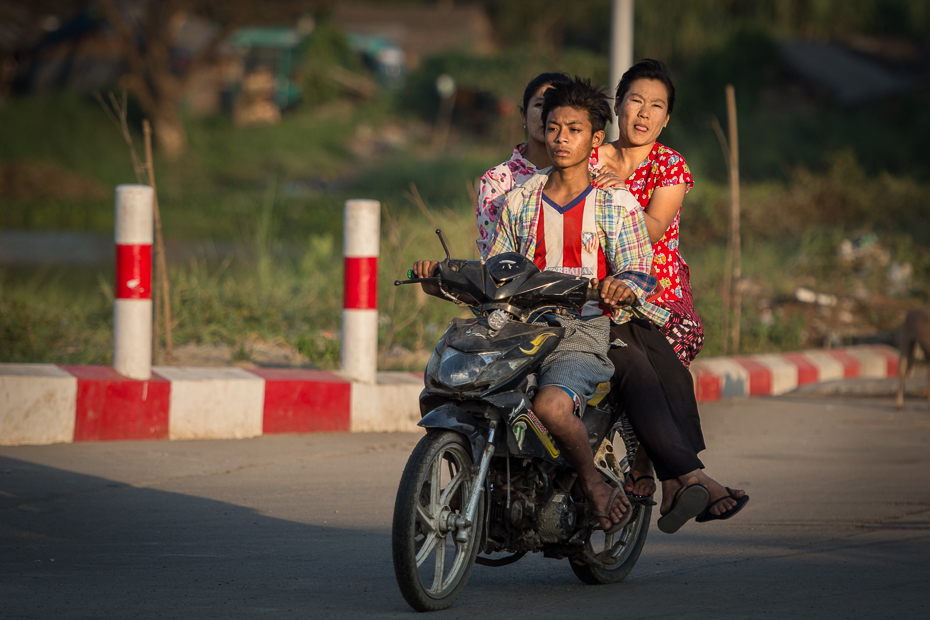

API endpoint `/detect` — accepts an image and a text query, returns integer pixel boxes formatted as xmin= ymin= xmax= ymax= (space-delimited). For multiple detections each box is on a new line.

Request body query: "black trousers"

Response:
xmin=607 ymin=319 xmax=706 ymax=481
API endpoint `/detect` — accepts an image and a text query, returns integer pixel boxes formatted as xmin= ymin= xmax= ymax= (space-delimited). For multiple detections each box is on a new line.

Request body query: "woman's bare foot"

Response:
xmin=664 ymin=470 xmax=746 ymax=518
xmin=660 ymin=476 xmax=699 ymax=515
xmin=624 ymin=446 xmax=657 ymax=497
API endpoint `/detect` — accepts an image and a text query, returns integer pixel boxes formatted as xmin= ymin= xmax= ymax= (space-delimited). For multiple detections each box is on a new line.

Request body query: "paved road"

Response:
xmin=2 ymin=394 xmax=929 ymax=619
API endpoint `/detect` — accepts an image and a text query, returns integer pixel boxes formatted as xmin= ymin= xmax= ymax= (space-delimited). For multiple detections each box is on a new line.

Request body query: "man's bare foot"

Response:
xmin=584 ymin=479 xmax=630 ymax=531
xmin=624 ymin=446 xmax=656 ymax=497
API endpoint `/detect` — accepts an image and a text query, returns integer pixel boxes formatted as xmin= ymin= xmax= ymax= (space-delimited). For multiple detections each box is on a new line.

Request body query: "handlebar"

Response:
xmin=585 ymin=282 xmax=601 ymax=303
xmin=584 ymin=278 xmax=635 ymax=308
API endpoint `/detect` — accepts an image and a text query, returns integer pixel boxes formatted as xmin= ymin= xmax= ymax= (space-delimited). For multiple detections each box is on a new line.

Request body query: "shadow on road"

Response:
xmin=0 ymin=456 xmax=412 ymax=618
xmin=3 ymin=400 xmax=930 ymax=620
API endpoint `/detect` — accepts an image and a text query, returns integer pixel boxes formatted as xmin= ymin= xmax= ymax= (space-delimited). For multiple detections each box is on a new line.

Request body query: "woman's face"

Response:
xmin=614 ymin=78 xmax=670 ymax=147
xmin=521 ymin=84 xmax=554 ymax=144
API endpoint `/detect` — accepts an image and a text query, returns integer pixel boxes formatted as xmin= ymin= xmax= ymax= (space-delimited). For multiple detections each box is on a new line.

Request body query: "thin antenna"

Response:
xmin=435 ymin=229 xmax=451 ymax=260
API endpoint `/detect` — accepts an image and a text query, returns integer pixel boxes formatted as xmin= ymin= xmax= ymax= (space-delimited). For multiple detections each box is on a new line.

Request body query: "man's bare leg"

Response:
xmin=533 ymin=386 xmax=629 ymax=529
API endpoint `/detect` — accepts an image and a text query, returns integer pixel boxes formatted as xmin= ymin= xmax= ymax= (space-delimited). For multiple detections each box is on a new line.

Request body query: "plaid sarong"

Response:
xmin=537 ymin=313 xmax=614 ymax=416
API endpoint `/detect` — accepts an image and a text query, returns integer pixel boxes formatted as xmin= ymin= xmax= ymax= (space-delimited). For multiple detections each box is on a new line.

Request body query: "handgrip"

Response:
xmin=586 ymin=279 xmax=634 ymax=307
xmin=585 ymin=283 xmax=602 ymax=303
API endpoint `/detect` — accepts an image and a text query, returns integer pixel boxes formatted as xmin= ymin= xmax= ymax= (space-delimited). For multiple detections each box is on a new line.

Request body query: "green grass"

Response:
xmin=0 ymin=178 xmax=479 ymax=368
xmin=3 ymin=24 xmax=930 ymax=366
xmin=0 ymin=267 xmax=114 ymax=365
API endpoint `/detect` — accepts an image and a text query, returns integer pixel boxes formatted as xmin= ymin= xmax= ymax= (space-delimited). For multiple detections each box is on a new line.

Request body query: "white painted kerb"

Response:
xmin=155 ymin=366 xmax=264 ymax=440
xmin=0 ymin=364 xmax=77 ymax=446
xmin=750 ymin=354 xmax=799 ymax=395
xmin=349 ymin=372 xmax=424 ymax=432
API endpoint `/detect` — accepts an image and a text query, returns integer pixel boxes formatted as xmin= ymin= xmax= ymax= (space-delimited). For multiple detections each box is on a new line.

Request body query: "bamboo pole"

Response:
xmin=711 ymin=115 xmax=732 ymax=355
xmin=725 ymin=84 xmax=741 ymax=354
xmin=143 ymin=119 xmax=173 ymax=363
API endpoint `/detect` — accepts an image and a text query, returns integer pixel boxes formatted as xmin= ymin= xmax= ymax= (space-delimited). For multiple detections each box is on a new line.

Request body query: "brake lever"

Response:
xmin=394 ymin=277 xmax=439 ymax=286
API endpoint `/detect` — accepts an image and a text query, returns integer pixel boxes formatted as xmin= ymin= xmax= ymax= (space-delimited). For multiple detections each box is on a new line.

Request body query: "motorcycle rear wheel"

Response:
xmin=570 ymin=430 xmax=652 ymax=585
xmin=570 ymin=503 xmax=651 ymax=584
xmin=392 ymin=430 xmax=484 ymax=612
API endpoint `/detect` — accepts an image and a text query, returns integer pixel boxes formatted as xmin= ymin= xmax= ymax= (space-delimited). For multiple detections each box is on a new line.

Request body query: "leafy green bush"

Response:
xmin=397 ymin=48 xmax=608 ymax=121
xmin=300 ymin=22 xmax=372 ymax=105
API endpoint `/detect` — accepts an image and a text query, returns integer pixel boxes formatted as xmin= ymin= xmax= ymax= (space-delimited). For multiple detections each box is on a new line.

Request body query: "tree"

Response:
xmin=98 ymin=0 xmax=326 ymax=158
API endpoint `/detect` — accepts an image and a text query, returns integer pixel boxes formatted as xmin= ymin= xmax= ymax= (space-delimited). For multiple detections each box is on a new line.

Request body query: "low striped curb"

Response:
xmin=690 ymin=345 xmax=898 ymax=402
xmin=1 ymin=365 xmax=423 ymax=446
xmin=0 ymin=345 xmax=900 ymax=446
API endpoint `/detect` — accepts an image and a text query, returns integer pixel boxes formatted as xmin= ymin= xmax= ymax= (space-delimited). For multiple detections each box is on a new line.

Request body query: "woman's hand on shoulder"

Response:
xmin=591 ymin=166 xmax=625 ymax=189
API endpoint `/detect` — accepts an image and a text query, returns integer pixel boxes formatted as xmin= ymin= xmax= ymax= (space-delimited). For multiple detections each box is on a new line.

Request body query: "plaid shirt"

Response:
xmin=487 ymin=172 xmax=671 ymax=326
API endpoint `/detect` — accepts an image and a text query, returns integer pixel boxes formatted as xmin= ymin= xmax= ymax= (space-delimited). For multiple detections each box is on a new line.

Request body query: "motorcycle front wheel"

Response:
xmin=392 ymin=430 xmax=484 ymax=612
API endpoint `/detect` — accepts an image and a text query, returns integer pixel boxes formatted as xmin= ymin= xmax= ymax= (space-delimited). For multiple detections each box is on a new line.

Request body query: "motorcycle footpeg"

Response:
xmin=626 ymin=493 xmax=657 ymax=507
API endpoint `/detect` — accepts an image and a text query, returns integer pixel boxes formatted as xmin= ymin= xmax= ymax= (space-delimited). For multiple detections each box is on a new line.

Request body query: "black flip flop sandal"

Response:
xmin=626 ymin=474 xmax=656 ymax=499
xmin=656 ymin=483 xmax=709 ymax=534
xmin=695 ymin=488 xmax=749 ymax=523
xmin=591 ymin=485 xmax=633 ymax=535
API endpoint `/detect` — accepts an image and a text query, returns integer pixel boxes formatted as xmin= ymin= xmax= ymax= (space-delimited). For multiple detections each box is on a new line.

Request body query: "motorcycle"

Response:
xmin=391 ymin=230 xmax=653 ymax=612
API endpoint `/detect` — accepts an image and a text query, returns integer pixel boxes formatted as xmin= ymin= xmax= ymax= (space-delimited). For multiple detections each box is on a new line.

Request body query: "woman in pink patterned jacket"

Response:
xmin=475 ymin=72 xmax=572 ymax=256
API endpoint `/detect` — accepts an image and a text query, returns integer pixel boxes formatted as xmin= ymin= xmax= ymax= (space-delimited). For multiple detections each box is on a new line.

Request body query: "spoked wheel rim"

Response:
xmin=584 ymin=503 xmax=648 ymax=568
xmin=394 ymin=431 xmax=483 ymax=610
xmin=412 ymin=441 xmax=475 ymax=596
xmin=570 ymin=427 xmax=652 ymax=584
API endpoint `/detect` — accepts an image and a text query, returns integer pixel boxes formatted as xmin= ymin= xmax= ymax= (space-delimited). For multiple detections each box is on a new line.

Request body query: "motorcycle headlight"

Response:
xmin=425 ymin=345 xmax=442 ymax=381
xmin=477 ymin=356 xmax=532 ymax=385
xmin=438 ymin=348 xmax=500 ymax=387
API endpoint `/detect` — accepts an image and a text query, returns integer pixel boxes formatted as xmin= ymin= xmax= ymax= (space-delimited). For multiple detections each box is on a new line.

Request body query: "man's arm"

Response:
xmin=605 ymin=190 xmax=656 ymax=304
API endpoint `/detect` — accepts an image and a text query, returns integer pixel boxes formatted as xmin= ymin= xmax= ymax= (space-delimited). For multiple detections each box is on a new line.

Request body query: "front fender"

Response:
xmin=418 ymin=403 xmax=486 ymax=460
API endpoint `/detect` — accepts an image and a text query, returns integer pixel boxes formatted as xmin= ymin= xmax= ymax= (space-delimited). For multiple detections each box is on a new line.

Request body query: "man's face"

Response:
xmin=545 ymin=106 xmax=604 ymax=170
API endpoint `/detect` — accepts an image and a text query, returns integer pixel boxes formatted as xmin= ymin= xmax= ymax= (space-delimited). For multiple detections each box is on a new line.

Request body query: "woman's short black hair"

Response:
xmin=614 ymin=59 xmax=675 ymax=114
xmin=522 ymin=72 xmax=572 ymax=112
xmin=541 ymin=77 xmax=612 ymax=133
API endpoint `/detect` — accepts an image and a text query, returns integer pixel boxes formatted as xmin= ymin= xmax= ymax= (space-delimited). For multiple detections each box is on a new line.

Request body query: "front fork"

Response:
xmin=454 ymin=420 xmax=497 ymax=543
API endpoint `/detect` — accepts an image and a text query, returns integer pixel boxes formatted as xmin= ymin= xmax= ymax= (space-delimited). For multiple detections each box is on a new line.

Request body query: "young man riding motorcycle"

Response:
xmin=412 ymin=77 xmax=657 ymax=533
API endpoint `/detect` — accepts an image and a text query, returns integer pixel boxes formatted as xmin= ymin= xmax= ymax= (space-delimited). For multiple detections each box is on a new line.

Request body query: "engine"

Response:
xmin=485 ymin=460 xmax=580 ymax=553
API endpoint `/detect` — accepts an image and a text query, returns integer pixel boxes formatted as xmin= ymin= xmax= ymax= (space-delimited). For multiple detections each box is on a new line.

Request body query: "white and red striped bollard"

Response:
xmin=113 ymin=184 xmax=154 ymax=380
xmin=341 ymin=199 xmax=380 ymax=384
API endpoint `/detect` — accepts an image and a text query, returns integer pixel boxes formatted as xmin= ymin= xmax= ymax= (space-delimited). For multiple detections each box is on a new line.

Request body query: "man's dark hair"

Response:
xmin=614 ymin=59 xmax=675 ymax=114
xmin=521 ymin=72 xmax=572 ymax=112
xmin=541 ymin=77 xmax=612 ymax=133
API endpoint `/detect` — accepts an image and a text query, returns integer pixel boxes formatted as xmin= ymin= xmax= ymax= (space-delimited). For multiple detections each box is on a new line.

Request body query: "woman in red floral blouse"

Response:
xmin=591 ymin=59 xmax=731 ymax=508
xmin=592 ymin=59 xmax=703 ymax=368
